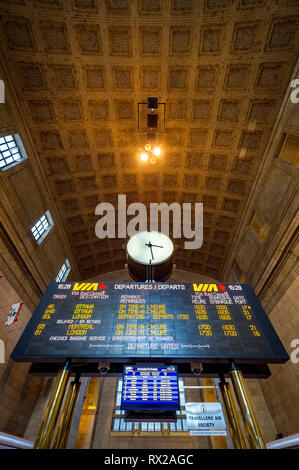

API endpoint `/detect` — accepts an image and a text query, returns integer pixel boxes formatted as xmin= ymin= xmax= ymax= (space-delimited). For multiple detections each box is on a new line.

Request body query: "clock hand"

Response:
xmin=150 ymin=244 xmax=163 ymax=248
xmin=145 ymin=241 xmax=154 ymax=260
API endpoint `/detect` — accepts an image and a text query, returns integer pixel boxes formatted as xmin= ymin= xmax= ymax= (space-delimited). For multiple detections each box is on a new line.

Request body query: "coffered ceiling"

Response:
xmin=0 ymin=0 xmax=298 ymax=280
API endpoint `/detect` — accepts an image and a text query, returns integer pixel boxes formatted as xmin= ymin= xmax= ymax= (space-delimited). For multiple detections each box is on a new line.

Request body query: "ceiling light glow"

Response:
xmin=140 ymin=152 xmax=148 ymax=162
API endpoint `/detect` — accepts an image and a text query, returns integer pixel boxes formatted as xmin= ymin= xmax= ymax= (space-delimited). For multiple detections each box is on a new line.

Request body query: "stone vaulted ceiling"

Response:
xmin=0 ymin=0 xmax=298 ymax=280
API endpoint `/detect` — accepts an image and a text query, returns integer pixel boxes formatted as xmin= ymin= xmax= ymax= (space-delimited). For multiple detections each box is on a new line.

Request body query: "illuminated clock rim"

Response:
xmin=126 ymin=231 xmax=174 ymax=266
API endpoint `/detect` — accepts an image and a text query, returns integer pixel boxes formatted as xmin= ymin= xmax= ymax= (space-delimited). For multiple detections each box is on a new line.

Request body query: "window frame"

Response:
xmin=30 ymin=210 xmax=54 ymax=245
xmin=56 ymin=259 xmax=71 ymax=282
xmin=0 ymin=133 xmax=28 ymax=171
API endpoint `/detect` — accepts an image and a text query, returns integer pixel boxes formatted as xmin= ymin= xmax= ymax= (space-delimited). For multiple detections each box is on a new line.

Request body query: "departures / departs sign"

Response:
xmin=11 ymin=282 xmax=288 ymax=364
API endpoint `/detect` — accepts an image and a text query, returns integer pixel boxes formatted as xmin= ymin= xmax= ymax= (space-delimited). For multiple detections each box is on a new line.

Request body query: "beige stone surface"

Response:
xmin=260 ymin=277 xmax=299 ymax=437
xmin=0 ymin=275 xmax=43 ymax=437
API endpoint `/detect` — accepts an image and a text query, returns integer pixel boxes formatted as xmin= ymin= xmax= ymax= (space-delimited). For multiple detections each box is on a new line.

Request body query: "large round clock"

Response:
xmin=126 ymin=231 xmax=174 ymax=282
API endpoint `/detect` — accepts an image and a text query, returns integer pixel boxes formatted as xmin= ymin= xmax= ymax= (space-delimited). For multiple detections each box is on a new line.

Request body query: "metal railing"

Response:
xmin=1 ymin=428 xmax=298 ymax=449
xmin=0 ymin=431 xmax=33 ymax=449
xmin=267 ymin=432 xmax=299 ymax=449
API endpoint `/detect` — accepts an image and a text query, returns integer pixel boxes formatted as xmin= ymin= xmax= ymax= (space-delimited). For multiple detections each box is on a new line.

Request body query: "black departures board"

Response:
xmin=11 ymin=282 xmax=289 ymax=364
xmin=121 ymin=365 xmax=180 ymax=411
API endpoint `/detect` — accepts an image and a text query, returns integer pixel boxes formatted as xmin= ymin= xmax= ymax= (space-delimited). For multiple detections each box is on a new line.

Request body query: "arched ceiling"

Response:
xmin=0 ymin=0 xmax=298 ymax=280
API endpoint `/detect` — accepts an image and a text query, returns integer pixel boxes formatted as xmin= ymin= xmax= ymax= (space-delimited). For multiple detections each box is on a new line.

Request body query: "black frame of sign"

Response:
xmin=11 ymin=282 xmax=289 ymax=379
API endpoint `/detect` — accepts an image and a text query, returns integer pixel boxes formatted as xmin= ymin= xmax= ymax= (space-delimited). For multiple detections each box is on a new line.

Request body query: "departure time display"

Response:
xmin=121 ymin=365 xmax=180 ymax=411
xmin=11 ymin=282 xmax=289 ymax=364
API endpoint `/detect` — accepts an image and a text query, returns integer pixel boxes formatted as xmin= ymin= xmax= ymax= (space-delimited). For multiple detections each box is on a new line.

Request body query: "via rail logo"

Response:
xmin=72 ymin=282 xmax=107 ymax=291
xmin=193 ymin=283 xmax=226 ymax=292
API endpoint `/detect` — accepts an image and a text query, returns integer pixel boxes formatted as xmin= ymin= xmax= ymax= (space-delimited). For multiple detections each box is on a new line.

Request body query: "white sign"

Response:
xmin=5 ymin=302 xmax=24 ymax=326
xmin=186 ymin=402 xmax=226 ymax=432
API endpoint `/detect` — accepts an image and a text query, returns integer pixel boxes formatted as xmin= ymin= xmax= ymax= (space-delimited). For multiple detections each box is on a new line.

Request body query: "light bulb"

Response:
xmin=145 ymin=144 xmax=151 ymax=151
xmin=140 ymin=152 xmax=148 ymax=162
xmin=150 ymin=156 xmax=157 ymax=164
xmin=153 ymin=147 xmax=161 ymax=156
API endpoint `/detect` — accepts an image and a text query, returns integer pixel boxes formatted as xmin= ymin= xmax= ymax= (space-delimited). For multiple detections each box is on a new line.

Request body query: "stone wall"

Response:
xmin=0 ymin=274 xmax=43 ymax=437
xmin=0 ymin=48 xmax=80 ymax=440
xmin=224 ymin=69 xmax=299 ymax=437
xmin=0 ymin=60 xmax=79 ymax=306
xmin=245 ymin=379 xmax=277 ymax=443
xmin=260 ymin=277 xmax=299 ymax=436
xmin=23 ymin=378 xmax=54 ymax=442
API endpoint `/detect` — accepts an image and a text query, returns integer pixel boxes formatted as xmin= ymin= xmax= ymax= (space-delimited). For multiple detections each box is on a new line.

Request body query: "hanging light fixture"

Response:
xmin=136 ymin=97 xmax=165 ymax=164
xmin=139 ymin=145 xmax=162 ymax=164
xmin=140 ymin=152 xmax=148 ymax=162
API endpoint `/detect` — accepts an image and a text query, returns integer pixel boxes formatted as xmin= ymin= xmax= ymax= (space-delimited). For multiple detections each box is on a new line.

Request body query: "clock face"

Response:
xmin=127 ymin=231 xmax=174 ymax=266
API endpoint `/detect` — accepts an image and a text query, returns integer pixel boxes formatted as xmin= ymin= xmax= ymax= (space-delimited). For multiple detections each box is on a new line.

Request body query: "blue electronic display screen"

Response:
xmin=121 ymin=365 xmax=180 ymax=411
xmin=11 ymin=282 xmax=289 ymax=364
